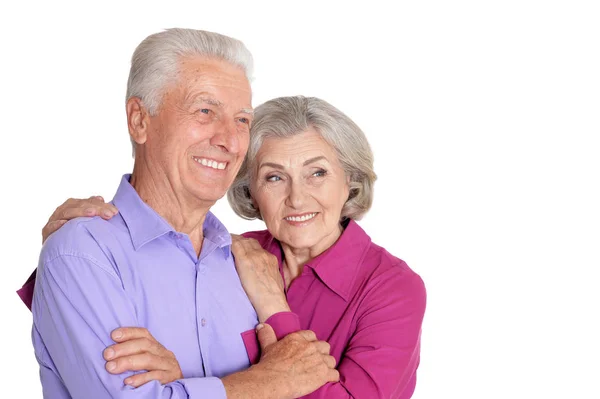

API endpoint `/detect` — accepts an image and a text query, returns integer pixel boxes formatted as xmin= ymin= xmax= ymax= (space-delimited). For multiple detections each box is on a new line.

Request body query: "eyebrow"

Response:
xmin=259 ymin=162 xmax=284 ymax=171
xmin=258 ymin=156 xmax=328 ymax=171
xmin=187 ymin=93 xmax=253 ymax=115
xmin=200 ymin=97 xmax=223 ymax=107
xmin=303 ymin=156 xmax=327 ymax=166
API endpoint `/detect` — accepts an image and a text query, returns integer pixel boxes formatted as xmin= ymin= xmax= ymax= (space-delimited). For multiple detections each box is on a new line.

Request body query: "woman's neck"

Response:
xmin=280 ymin=222 xmax=344 ymax=286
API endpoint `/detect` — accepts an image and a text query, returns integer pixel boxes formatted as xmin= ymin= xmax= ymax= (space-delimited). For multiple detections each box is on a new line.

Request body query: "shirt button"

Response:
xmin=201 ymin=318 xmax=207 ymax=327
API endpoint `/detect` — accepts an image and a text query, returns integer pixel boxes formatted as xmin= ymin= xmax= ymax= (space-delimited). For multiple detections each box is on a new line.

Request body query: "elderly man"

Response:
xmin=29 ymin=28 xmax=337 ymax=398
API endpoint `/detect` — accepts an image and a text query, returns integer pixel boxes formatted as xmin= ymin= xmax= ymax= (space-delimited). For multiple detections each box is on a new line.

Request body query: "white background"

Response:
xmin=0 ymin=1 xmax=599 ymax=398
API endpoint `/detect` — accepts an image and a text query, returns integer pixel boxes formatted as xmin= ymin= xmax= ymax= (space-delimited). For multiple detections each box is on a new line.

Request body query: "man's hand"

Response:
xmin=223 ymin=324 xmax=339 ymax=399
xmin=42 ymin=196 xmax=118 ymax=243
xmin=231 ymin=235 xmax=291 ymax=321
xmin=103 ymin=327 xmax=183 ymax=388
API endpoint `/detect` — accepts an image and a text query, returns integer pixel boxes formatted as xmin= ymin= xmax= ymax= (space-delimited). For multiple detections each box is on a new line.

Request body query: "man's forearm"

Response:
xmin=222 ymin=366 xmax=289 ymax=399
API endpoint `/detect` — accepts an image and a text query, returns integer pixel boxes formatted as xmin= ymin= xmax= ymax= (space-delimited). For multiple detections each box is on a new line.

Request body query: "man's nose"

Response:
xmin=211 ymin=118 xmax=240 ymax=154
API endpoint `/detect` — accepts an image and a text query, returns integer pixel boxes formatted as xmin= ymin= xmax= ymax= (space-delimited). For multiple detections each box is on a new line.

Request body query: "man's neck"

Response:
xmin=130 ymin=161 xmax=213 ymax=256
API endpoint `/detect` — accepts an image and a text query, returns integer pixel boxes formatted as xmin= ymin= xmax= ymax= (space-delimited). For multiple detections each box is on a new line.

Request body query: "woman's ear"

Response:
xmin=127 ymin=97 xmax=150 ymax=145
xmin=345 ymin=175 xmax=352 ymax=199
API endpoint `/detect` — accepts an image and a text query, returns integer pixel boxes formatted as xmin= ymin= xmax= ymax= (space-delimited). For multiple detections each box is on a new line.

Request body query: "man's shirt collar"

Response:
xmin=112 ymin=174 xmax=231 ymax=251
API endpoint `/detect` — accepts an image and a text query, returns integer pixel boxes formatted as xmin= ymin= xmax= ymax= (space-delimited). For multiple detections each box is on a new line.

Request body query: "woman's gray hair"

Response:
xmin=228 ymin=96 xmax=377 ymax=221
xmin=126 ymin=28 xmax=254 ymax=154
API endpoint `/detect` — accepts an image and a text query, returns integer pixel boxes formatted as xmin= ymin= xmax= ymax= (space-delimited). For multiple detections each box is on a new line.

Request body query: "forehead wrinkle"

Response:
xmin=181 ymin=87 xmax=252 ymax=115
xmin=182 ymin=90 xmax=223 ymax=107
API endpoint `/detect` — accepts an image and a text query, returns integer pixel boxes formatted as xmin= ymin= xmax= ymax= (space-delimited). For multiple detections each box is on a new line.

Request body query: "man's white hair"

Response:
xmin=125 ymin=28 xmax=254 ymax=155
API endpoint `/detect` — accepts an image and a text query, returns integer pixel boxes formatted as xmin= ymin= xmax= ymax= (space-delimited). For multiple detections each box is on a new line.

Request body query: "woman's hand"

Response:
xmin=231 ymin=235 xmax=291 ymax=322
xmin=104 ymin=327 xmax=183 ymax=388
xmin=42 ymin=196 xmax=118 ymax=243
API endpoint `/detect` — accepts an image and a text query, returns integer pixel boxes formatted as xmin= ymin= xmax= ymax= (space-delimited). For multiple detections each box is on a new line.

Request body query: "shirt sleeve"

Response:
xmin=303 ymin=268 xmax=427 ymax=399
xmin=17 ymin=268 xmax=37 ymax=310
xmin=32 ymin=253 xmax=227 ymax=399
xmin=240 ymin=311 xmax=302 ymax=365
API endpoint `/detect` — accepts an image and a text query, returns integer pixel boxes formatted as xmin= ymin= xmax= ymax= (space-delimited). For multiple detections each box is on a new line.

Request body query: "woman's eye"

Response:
xmin=266 ymin=175 xmax=281 ymax=182
xmin=313 ymin=169 xmax=327 ymax=177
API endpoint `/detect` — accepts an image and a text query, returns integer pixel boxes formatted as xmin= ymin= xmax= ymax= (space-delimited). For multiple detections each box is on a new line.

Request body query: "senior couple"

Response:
xmin=19 ymin=28 xmax=426 ymax=398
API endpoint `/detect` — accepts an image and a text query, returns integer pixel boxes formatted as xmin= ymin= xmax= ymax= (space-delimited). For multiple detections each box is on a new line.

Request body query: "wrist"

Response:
xmin=256 ymin=298 xmax=291 ymax=322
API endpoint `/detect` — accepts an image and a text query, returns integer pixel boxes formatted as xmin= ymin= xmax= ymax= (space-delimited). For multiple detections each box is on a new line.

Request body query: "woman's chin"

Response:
xmin=278 ymin=232 xmax=320 ymax=251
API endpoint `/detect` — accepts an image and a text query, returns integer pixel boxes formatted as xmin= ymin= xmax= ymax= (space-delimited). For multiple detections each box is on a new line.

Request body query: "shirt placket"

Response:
xmin=173 ymin=232 xmax=216 ymax=377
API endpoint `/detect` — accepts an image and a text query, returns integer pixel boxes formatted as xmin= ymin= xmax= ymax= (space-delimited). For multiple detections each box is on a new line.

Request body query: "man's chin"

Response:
xmin=191 ymin=188 xmax=228 ymax=204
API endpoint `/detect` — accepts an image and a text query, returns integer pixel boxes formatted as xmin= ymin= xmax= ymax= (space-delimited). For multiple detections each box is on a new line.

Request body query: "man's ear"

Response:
xmin=126 ymin=97 xmax=150 ymax=145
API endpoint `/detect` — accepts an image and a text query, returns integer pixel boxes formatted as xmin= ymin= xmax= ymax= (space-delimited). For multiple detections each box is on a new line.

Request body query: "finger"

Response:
xmin=98 ymin=205 xmax=119 ymax=219
xmin=82 ymin=204 xmax=118 ymax=219
xmin=294 ymin=330 xmax=318 ymax=342
xmin=105 ymin=352 xmax=171 ymax=374
xmin=124 ymin=370 xmax=171 ymax=388
xmin=111 ymin=327 xmax=152 ymax=343
xmin=327 ymin=368 xmax=340 ymax=383
xmin=323 ymin=355 xmax=336 ymax=369
xmin=87 ymin=196 xmax=118 ymax=214
xmin=42 ymin=219 xmax=68 ymax=243
xmin=314 ymin=340 xmax=331 ymax=355
xmin=231 ymin=240 xmax=249 ymax=257
xmin=48 ymin=198 xmax=78 ymax=223
xmin=59 ymin=205 xmax=94 ymax=220
xmin=246 ymin=238 xmax=263 ymax=250
xmin=56 ymin=201 xmax=117 ymax=221
xmin=89 ymin=195 xmax=105 ymax=203
xmin=104 ymin=338 xmax=158 ymax=361
xmin=256 ymin=323 xmax=277 ymax=351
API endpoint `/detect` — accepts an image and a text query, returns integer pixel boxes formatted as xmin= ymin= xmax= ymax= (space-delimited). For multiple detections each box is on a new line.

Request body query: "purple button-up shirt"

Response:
xmin=32 ymin=175 xmax=258 ymax=398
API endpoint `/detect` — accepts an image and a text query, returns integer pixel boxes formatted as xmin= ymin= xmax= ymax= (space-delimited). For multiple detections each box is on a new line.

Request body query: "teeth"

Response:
xmin=285 ymin=213 xmax=317 ymax=222
xmin=193 ymin=157 xmax=227 ymax=170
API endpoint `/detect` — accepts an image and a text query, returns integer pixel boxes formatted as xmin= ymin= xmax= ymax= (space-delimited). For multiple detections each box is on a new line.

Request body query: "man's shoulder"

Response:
xmin=41 ymin=216 xmax=124 ymax=266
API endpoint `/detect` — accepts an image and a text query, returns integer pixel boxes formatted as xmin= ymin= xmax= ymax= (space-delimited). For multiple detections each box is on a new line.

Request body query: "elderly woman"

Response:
xmin=20 ymin=96 xmax=426 ymax=398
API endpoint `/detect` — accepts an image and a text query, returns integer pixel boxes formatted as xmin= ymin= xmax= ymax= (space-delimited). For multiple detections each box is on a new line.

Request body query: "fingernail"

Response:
xmin=106 ymin=361 xmax=116 ymax=371
xmin=112 ymin=330 xmax=122 ymax=339
xmin=84 ymin=208 xmax=95 ymax=216
xmin=104 ymin=348 xmax=115 ymax=360
xmin=256 ymin=324 xmax=264 ymax=332
xmin=103 ymin=210 xmax=113 ymax=218
xmin=124 ymin=378 xmax=132 ymax=385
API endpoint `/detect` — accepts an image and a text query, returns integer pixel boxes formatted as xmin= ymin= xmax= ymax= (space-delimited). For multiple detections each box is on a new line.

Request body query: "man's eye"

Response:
xmin=199 ymin=108 xmax=210 ymax=114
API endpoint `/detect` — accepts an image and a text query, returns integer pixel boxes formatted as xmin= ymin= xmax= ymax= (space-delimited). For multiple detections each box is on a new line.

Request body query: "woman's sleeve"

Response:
xmin=17 ymin=269 xmax=37 ymax=310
